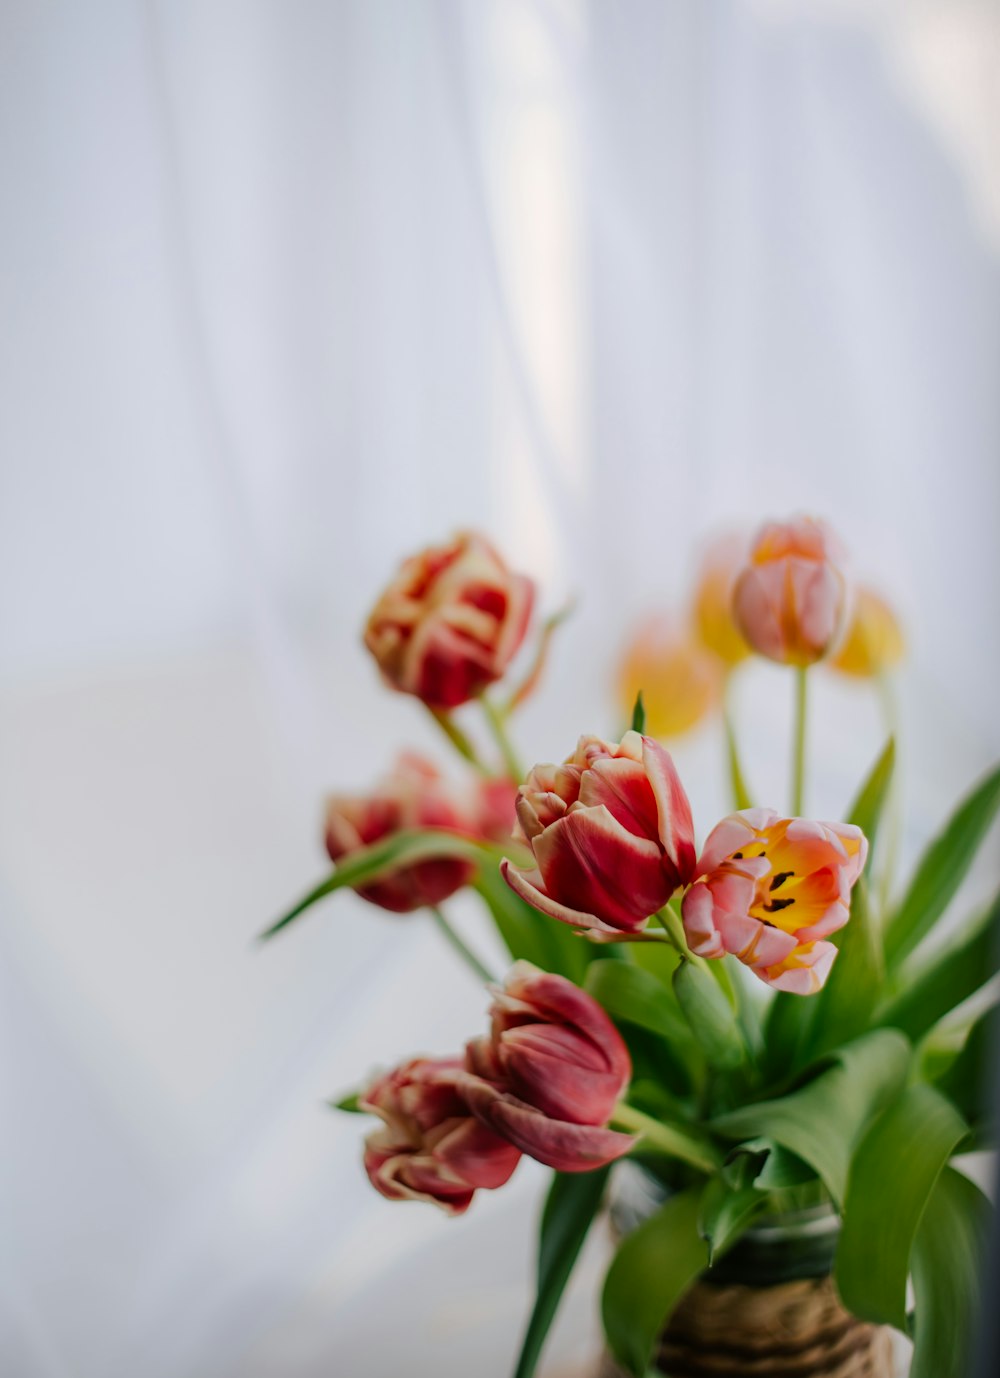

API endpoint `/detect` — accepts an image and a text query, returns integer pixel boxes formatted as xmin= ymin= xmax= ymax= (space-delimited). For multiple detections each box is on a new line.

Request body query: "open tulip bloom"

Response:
xmin=264 ymin=522 xmax=998 ymax=1378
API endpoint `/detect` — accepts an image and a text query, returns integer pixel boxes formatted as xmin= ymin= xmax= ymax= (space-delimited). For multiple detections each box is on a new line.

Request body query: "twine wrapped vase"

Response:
xmin=600 ymin=1166 xmax=895 ymax=1378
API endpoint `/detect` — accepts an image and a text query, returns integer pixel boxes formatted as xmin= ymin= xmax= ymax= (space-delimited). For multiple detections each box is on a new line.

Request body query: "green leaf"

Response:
xmin=722 ymin=1138 xmax=817 ymax=1192
xmin=259 ymin=828 xmax=492 ymax=940
xmin=879 ymin=889 xmax=1000 ymax=1043
xmin=835 ymin=1084 xmax=969 ymax=1329
xmin=330 ymin=1090 xmax=364 ymax=1114
xmin=846 ymin=737 xmax=896 ymax=858
xmin=698 ymin=1175 xmax=766 ymax=1265
xmin=585 ymin=960 xmax=695 ymax=1049
xmin=631 ymin=690 xmax=646 ymax=734
xmin=723 ymin=712 xmax=753 ymax=811
xmin=885 ymin=762 xmax=1000 ymax=967
xmin=601 ymin=1184 xmax=706 ymax=1377
xmin=934 ymin=1006 xmax=999 ymax=1142
xmin=910 ymin=1166 xmax=992 ymax=1378
xmin=512 ymin=1166 xmax=610 ymax=1378
xmin=711 ymin=1030 xmax=911 ymax=1207
xmin=804 ymin=875 xmax=884 ymax=1060
xmin=473 ymin=865 xmax=590 ymax=983
xmin=673 ymin=959 xmax=745 ymax=1070
xmin=760 ymin=989 xmax=817 ymax=1083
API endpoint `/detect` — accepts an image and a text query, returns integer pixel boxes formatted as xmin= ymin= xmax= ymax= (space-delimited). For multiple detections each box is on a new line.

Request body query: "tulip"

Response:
xmin=692 ymin=533 xmax=751 ymax=667
xmin=361 ymin=1057 xmax=521 ymax=1215
xmin=460 ymin=964 xmax=635 ymax=1172
xmin=324 ymin=754 xmax=478 ymax=913
xmin=681 ymin=808 xmax=868 ymax=994
xmin=616 ymin=615 xmax=722 ymax=739
xmin=733 ymin=517 xmax=848 ymax=666
xmin=830 ymin=585 xmax=905 ymax=678
xmin=474 ymin=776 xmax=519 ymax=846
xmin=500 ymin=731 xmax=696 ymax=933
xmin=364 ymin=531 xmax=535 ymax=710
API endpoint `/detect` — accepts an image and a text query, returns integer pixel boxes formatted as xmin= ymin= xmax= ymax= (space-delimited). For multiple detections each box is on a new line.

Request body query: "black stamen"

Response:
xmin=763 ymin=896 xmax=794 ymax=913
xmin=770 ymin=871 xmax=794 ymax=892
xmin=732 ymin=852 xmax=744 ymax=860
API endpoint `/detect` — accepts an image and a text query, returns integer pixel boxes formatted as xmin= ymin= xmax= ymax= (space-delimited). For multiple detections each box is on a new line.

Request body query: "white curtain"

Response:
xmin=2 ymin=3 xmax=998 ymax=1375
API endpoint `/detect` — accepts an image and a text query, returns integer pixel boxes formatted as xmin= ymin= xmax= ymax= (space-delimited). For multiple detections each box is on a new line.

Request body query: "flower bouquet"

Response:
xmin=263 ymin=522 xmax=997 ymax=1378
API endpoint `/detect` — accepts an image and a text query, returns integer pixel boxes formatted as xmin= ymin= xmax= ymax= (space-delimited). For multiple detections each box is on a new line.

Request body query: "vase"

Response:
xmin=598 ymin=1163 xmax=896 ymax=1378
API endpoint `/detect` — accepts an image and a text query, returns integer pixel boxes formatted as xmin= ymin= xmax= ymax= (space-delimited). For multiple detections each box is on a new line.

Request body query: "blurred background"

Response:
xmin=2 ymin=2 xmax=999 ymax=1375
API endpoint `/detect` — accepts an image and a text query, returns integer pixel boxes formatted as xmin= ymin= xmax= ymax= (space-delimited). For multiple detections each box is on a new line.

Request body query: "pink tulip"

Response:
xmin=360 ymin=1057 xmax=521 ymax=1215
xmin=324 ymin=754 xmax=478 ymax=913
xmin=733 ymin=516 xmax=848 ymax=665
xmin=500 ymin=731 xmax=696 ymax=933
xmin=364 ymin=531 xmax=535 ymax=709
xmin=681 ymin=808 xmax=868 ymax=994
xmin=459 ymin=964 xmax=634 ymax=1173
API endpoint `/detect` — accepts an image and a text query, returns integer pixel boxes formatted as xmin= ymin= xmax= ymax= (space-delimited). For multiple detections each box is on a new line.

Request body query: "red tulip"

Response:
xmin=360 ymin=1057 xmax=521 ymax=1215
xmin=364 ymin=531 xmax=535 ymax=709
xmin=500 ymin=731 xmax=696 ymax=933
xmin=733 ymin=516 xmax=848 ymax=666
xmin=324 ymin=754 xmax=477 ymax=913
xmin=460 ymin=964 xmax=635 ymax=1173
xmin=681 ymin=808 xmax=868 ymax=994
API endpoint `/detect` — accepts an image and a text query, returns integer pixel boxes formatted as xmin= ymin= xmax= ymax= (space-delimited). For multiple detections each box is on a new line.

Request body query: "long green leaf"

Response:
xmin=934 ymin=1006 xmax=999 ymax=1143
xmin=879 ymin=890 xmax=1000 ymax=1042
xmin=805 ymin=876 xmax=884 ymax=1060
xmin=835 ymin=1084 xmax=968 ymax=1329
xmin=910 ymin=1166 xmax=992 ymax=1378
xmin=846 ymin=737 xmax=896 ymax=858
xmin=885 ymin=763 xmax=1000 ymax=966
xmin=473 ymin=865 xmax=590 ymax=982
xmin=673 ymin=959 xmax=745 ymax=1070
xmin=585 ymin=960 xmax=694 ymax=1049
xmin=698 ymin=1175 xmax=766 ymax=1265
xmin=711 ymin=1030 xmax=911 ymax=1207
xmin=259 ymin=829 xmax=492 ymax=940
xmin=512 ymin=1167 xmax=610 ymax=1378
xmin=601 ymin=1185 xmax=706 ymax=1377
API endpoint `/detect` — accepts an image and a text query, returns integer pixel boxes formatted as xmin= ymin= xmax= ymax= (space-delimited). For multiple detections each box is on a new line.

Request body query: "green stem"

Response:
xmin=791 ymin=667 xmax=809 ymax=815
xmin=428 ymin=905 xmax=496 ymax=984
xmin=610 ymin=1102 xmax=721 ymax=1174
xmin=876 ymin=672 xmax=902 ymax=914
xmin=658 ymin=901 xmax=713 ymax=975
xmin=427 ymin=707 xmax=490 ymax=776
xmin=479 ymin=694 xmax=525 ymax=783
xmin=723 ymin=678 xmax=753 ymax=811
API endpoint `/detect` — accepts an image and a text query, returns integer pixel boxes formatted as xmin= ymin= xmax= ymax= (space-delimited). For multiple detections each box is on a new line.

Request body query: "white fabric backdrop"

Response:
xmin=2 ymin=2 xmax=999 ymax=1375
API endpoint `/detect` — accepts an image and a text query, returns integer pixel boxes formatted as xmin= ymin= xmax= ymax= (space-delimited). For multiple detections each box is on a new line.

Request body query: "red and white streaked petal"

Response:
xmin=498 ymin=1025 xmax=623 ymax=1125
xmin=532 ymin=806 xmax=670 ymax=932
xmin=577 ymin=754 xmax=661 ymax=842
xmin=433 ymin=1117 xmax=522 ymax=1190
xmin=641 ymin=736 xmax=697 ymax=883
xmin=500 ymin=857 xmax=614 ymax=932
xmin=458 ymin=1076 xmax=635 ymax=1173
xmin=499 ymin=962 xmax=631 ymax=1084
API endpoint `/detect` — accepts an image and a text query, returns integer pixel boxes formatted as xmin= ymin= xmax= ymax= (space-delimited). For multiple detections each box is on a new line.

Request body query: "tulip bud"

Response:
xmin=616 ymin=615 xmax=722 ymax=739
xmin=364 ymin=531 xmax=535 ymax=709
xmin=681 ymin=808 xmax=868 ymax=994
xmin=692 ymin=533 xmax=752 ymax=667
xmin=500 ymin=731 xmax=696 ymax=934
xmin=360 ymin=1057 xmax=521 ymax=1215
xmin=733 ymin=517 xmax=848 ymax=666
xmin=829 ymin=585 xmax=905 ymax=678
xmin=460 ymin=964 xmax=635 ymax=1172
xmin=324 ymin=754 xmax=477 ymax=912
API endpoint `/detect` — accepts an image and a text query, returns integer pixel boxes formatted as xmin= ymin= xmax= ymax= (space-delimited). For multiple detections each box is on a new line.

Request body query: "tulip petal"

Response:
xmin=533 ymin=807 xmax=670 ymax=932
xmin=459 ymin=1076 xmax=635 ymax=1172
xmin=641 ymin=737 xmax=697 ymax=882
xmin=500 ymin=857 xmax=615 ymax=931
